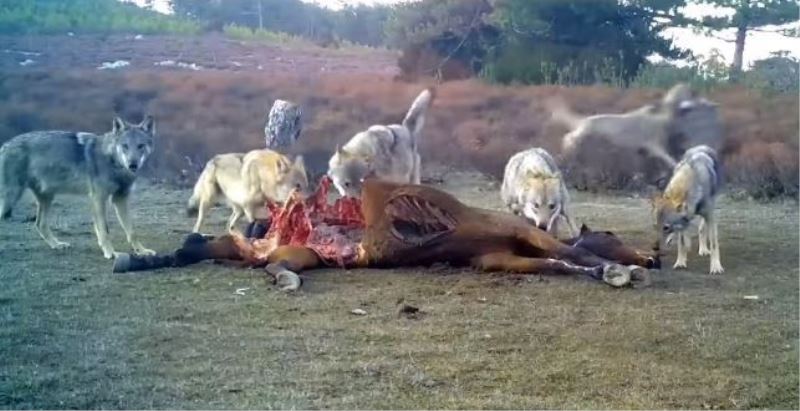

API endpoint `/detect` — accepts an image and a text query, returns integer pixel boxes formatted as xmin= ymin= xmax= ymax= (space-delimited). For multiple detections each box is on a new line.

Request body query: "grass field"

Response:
xmin=0 ymin=170 xmax=797 ymax=409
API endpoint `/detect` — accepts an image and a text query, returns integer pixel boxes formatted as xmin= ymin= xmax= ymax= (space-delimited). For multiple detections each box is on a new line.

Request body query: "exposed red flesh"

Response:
xmin=235 ymin=176 xmax=365 ymax=266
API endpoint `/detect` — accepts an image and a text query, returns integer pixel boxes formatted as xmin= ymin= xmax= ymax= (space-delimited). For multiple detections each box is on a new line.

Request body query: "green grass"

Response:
xmin=222 ymin=24 xmax=387 ymax=56
xmin=222 ymin=24 xmax=315 ymax=48
xmin=0 ymin=0 xmax=200 ymax=35
xmin=0 ymin=173 xmax=797 ymax=408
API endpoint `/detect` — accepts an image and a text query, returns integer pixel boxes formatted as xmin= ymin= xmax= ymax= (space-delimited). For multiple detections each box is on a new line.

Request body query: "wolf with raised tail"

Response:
xmin=0 ymin=116 xmax=156 ymax=258
xmin=328 ymin=88 xmax=434 ymax=198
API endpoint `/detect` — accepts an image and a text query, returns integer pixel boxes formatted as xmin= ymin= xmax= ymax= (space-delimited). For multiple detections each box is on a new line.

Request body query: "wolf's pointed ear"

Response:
xmin=580 ymin=223 xmax=590 ymax=234
xmin=294 ymin=155 xmax=305 ymax=170
xmin=649 ymin=192 xmax=662 ymax=205
xmin=112 ymin=116 xmax=126 ymax=133
xmin=140 ymin=115 xmax=156 ymax=135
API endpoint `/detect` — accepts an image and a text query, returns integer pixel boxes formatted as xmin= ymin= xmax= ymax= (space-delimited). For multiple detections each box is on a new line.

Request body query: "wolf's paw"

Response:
xmin=135 ymin=247 xmax=156 ymax=256
xmin=698 ymin=247 xmax=711 ymax=256
xmin=51 ymin=241 xmax=71 ymax=250
xmin=628 ymin=265 xmax=652 ymax=289
xmin=602 ymin=264 xmax=631 ymax=288
xmin=672 ymin=260 xmax=687 ymax=270
xmin=102 ymin=248 xmax=116 ymax=259
xmin=709 ymin=261 xmax=724 ymax=275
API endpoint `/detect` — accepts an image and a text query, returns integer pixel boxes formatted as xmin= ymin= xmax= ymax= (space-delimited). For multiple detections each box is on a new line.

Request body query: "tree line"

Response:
xmin=2 ymin=0 xmax=797 ymax=87
xmin=170 ymin=0 xmax=797 ymax=85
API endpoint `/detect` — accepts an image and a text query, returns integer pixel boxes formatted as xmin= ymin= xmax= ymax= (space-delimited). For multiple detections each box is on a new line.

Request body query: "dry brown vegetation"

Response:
xmin=0 ymin=70 xmax=797 ymax=198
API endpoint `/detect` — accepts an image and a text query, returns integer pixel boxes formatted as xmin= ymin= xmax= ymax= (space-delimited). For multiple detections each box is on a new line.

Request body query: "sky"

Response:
xmin=133 ymin=0 xmax=799 ymax=68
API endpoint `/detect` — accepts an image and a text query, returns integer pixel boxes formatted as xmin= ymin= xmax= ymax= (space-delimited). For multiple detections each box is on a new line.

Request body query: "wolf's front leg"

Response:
xmin=91 ymin=193 xmax=116 ymax=259
xmin=562 ymin=212 xmax=579 ymax=238
xmin=410 ymin=154 xmax=422 ymax=185
xmin=697 ymin=217 xmax=711 ymax=256
xmin=708 ymin=217 xmax=724 ymax=274
xmin=112 ymin=193 xmax=155 ymax=256
xmin=673 ymin=231 xmax=689 ymax=269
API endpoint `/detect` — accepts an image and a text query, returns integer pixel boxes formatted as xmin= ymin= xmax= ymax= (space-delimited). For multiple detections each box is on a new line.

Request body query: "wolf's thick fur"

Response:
xmin=328 ymin=88 xmax=434 ymax=197
xmin=0 ymin=116 xmax=156 ymax=258
xmin=653 ymin=145 xmax=723 ymax=274
xmin=501 ymin=147 xmax=578 ymax=237
xmin=187 ymin=149 xmax=308 ymax=233
xmin=548 ymin=83 xmax=696 ymax=168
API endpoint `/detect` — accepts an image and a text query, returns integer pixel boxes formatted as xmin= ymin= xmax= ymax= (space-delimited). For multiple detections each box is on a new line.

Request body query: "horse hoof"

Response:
xmin=628 ymin=266 xmax=652 ymax=289
xmin=267 ymin=263 xmax=302 ymax=292
xmin=276 ymin=271 xmax=301 ymax=292
xmin=602 ymin=264 xmax=631 ymax=288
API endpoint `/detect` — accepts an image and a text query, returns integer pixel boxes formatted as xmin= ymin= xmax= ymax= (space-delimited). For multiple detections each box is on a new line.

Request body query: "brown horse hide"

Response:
xmin=113 ymin=177 xmax=657 ymax=288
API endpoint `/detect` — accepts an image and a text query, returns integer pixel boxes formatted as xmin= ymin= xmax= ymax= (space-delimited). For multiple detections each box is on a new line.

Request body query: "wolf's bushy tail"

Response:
xmin=186 ymin=159 xmax=219 ymax=217
xmin=545 ymin=97 xmax=583 ymax=131
xmin=402 ymin=88 xmax=435 ymax=146
xmin=0 ymin=143 xmax=27 ymax=220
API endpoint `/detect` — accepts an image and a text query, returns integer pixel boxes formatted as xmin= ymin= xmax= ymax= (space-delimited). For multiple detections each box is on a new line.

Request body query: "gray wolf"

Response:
xmin=0 ymin=116 xmax=156 ymax=258
xmin=501 ymin=147 xmax=578 ymax=237
xmin=547 ymin=83 xmax=697 ymax=169
xmin=652 ymin=145 xmax=723 ymax=274
xmin=187 ymin=149 xmax=308 ymax=233
xmin=328 ymin=88 xmax=434 ymax=197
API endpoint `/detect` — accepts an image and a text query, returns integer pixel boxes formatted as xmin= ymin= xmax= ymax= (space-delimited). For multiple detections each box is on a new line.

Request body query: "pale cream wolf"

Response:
xmin=0 ymin=116 xmax=156 ymax=258
xmin=328 ymin=88 xmax=434 ymax=197
xmin=547 ymin=83 xmax=696 ymax=168
xmin=501 ymin=147 xmax=578 ymax=237
xmin=187 ymin=149 xmax=308 ymax=233
xmin=653 ymin=145 xmax=723 ymax=274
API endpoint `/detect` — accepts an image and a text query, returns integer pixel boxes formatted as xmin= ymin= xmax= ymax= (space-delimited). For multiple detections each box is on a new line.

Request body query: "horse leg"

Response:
xmin=265 ymin=245 xmax=324 ymax=291
xmin=511 ymin=224 xmax=651 ymax=288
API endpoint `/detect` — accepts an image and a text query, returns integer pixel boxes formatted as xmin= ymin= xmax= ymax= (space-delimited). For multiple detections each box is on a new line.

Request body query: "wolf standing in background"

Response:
xmin=653 ymin=145 xmax=723 ymax=274
xmin=547 ymin=83 xmax=696 ymax=169
xmin=327 ymin=88 xmax=434 ymax=198
xmin=0 ymin=116 xmax=156 ymax=258
xmin=501 ymin=147 xmax=578 ymax=238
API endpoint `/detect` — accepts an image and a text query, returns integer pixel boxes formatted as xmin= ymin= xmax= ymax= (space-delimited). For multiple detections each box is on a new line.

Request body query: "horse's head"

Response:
xmin=571 ymin=224 xmax=661 ymax=269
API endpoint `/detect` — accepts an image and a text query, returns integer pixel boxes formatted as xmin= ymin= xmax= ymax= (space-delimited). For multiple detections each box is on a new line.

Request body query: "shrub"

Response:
xmin=0 ymin=0 xmax=200 ymax=35
xmin=0 ymin=72 xmax=795 ymax=199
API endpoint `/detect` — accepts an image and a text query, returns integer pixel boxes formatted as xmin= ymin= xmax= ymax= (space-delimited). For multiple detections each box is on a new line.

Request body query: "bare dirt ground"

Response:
xmin=0 ymin=170 xmax=797 ymax=409
xmin=0 ymin=34 xmax=399 ymax=76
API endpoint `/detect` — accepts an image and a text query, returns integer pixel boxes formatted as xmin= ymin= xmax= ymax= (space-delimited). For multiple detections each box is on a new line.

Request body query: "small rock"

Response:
xmin=351 ymin=308 xmax=367 ymax=316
